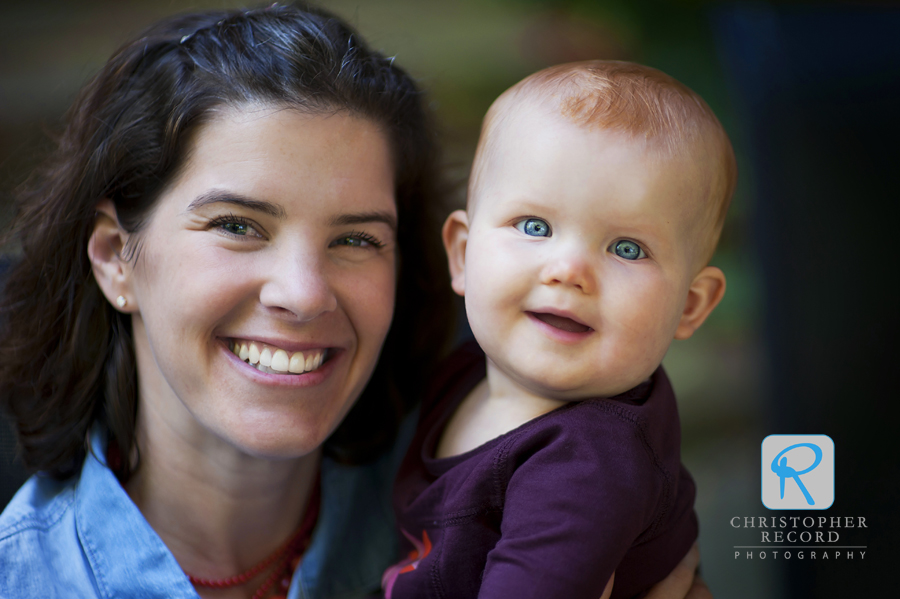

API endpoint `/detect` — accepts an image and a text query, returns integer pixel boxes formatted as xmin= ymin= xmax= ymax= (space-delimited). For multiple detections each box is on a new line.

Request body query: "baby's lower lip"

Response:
xmin=528 ymin=312 xmax=593 ymax=333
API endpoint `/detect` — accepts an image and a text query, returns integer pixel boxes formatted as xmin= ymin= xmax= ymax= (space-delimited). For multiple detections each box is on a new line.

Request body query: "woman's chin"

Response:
xmin=233 ymin=423 xmax=332 ymax=461
xmin=187 ymin=408 xmax=332 ymax=462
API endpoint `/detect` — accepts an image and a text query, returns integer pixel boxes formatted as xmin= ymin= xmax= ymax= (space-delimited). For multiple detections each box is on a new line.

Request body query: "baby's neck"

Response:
xmin=435 ymin=356 xmax=568 ymax=459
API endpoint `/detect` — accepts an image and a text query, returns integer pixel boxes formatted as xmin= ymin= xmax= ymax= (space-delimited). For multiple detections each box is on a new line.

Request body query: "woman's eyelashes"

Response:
xmin=208 ymin=214 xmax=265 ymax=239
xmin=330 ymin=230 xmax=385 ymax=249
xmin=514 ymin=217 xmax=551 ymax=237
xmin=611 ymin=239 xmax=646 ymax=261
xmin=207 ymin=216 xmax=386 ymax=251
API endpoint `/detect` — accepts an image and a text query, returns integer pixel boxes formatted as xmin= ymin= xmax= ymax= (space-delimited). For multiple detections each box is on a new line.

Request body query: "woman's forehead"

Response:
xmin=164 ymin=106 xmax=397 ymax=219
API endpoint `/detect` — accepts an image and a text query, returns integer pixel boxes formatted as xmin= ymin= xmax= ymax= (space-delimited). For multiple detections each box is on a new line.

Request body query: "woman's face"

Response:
xmin=125 ymin=105 xmax=397 ymax=458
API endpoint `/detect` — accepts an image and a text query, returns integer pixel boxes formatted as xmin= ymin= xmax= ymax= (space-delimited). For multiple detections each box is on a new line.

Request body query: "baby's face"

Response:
xmin=460 ymin=105 xmax=714 ymax=399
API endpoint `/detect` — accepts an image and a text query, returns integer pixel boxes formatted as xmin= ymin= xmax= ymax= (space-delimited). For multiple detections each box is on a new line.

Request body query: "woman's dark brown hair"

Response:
xmin=0 ymin=2 xmax=452 ymax=480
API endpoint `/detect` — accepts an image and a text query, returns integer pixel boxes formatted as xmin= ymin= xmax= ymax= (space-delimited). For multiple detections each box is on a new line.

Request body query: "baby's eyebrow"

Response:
xmin=330 ymin=211 xmax=398 ymax=232
xmin=186 ymin=190 xmax=286 ymax=219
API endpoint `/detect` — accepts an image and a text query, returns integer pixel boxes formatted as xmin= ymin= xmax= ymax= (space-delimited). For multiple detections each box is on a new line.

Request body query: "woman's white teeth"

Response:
xmin=271 ymin=349 xmax=289 ymax=372
xmin=289 ymin=352 xmax=305 ymax=374
xmin=231 ymin=340 xmax=326 ymax=375
xmin=259 ymin=347 xmax=272 ymax=367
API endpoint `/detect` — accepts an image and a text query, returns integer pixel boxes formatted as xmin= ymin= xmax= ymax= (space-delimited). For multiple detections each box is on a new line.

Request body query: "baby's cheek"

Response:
xmin=640 ymin=298 xmax=684 ymax=360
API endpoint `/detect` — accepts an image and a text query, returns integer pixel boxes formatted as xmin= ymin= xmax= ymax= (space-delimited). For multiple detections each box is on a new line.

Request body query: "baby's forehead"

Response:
xmin=472 ymin=63 xmax=734 ymax=257
xmin=502 ymin=62 xmax=707 ymax=142
xmin=470 ymin=94 xmax=728 ymax=267
xmin=484 ymin=86 xmax=710 ymax=163
xmin=476 ymin=95 xmax=712 ymax=196
xmin=480 ymin=60 xmax=732 ymax=180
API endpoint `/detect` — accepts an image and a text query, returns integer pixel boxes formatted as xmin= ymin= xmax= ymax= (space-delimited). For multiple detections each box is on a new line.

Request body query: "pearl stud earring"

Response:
xmin=116 ymin=296 xmax=128 ymax=308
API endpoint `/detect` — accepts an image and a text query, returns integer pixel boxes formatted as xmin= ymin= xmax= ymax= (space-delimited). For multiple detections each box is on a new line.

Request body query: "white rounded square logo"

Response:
xmin=761 ymin=434 xmax=834 ymax=510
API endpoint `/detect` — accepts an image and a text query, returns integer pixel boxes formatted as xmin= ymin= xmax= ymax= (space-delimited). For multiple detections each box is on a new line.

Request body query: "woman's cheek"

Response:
xmin=349 ymin=260 xmax=397 ymax=341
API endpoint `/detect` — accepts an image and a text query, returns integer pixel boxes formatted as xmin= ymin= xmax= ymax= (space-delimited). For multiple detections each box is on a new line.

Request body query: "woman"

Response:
xmin=0 ymin=4 xmax=708 ymax=598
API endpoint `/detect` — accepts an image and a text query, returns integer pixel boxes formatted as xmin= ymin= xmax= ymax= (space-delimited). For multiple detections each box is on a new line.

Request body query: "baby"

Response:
xmin=384 ymin=61 xmax=735 ymax=599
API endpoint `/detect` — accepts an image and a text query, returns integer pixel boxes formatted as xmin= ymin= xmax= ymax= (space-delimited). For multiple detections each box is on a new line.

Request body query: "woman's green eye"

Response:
xmin=222 ymin=222 xmax=249 ymax=235
xmin=331 ymin=231 xmax=384 ymax=249
xmin=515 ymin=218 xmax=551 ymax=237
xmin=209 ymin=215 xmax=262 ymax=239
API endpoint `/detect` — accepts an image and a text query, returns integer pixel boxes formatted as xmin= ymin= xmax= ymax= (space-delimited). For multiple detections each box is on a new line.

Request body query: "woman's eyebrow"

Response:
xmin=186 ymin=190 xmax=286 ymax=219
xmin=330 ymin=211 xmax=397 ymax=232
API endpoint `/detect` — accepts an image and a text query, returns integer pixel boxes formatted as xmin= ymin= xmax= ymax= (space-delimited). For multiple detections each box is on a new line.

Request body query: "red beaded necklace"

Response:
xmin=185 ymin=475 xmax=321 ymax=599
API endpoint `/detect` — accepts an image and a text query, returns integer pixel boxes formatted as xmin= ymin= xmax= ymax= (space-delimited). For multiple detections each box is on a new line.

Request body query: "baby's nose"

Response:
xmin=539 ymin=250 xmax=596 ymax=294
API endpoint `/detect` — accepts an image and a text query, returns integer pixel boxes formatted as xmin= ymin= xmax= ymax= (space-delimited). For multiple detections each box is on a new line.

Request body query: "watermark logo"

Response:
xmin=762 ymin=435 xmax=834 ymax=510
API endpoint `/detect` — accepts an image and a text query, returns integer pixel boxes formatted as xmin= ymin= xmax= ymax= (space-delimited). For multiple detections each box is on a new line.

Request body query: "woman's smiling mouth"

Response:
xmin=228 ymin=339 xmax=330 ymax=375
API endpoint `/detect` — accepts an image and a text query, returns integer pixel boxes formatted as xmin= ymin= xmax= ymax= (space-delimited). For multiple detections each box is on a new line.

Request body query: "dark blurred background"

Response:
xmin=1 ymin=1 xmax=897 ymax=597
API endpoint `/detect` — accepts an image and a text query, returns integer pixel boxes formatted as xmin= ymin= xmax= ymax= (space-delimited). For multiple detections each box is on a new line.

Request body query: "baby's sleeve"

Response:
xmin=477 ymin=418 xmax=664 ymax=599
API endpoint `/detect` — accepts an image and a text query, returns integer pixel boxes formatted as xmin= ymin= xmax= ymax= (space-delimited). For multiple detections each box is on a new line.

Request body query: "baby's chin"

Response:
xmin=505 ymin=364 xmax=652 ymax=401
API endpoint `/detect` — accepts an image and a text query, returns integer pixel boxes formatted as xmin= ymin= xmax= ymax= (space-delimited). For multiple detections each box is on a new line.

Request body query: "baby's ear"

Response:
xmin=442 ymin=210 xmax=469 ymax=297
xmin=88 ymin=199 xmax=136 ymax=313
xmin=674 ymin=266 xmax=726 ymax=340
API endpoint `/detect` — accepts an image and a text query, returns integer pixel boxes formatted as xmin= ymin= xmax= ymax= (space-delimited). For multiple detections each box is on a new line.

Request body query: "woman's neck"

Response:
xmin=125 ymin=404 xmax=321 ymax=594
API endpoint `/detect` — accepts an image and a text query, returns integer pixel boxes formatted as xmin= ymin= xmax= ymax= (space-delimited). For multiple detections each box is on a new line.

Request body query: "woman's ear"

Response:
xmin=88 ymin=199 xmax=135 ymax=312
xmin=674 ymin=266 xmax=726 ymax=340
xmin=442 ymin=210 xmax=469 ymax=297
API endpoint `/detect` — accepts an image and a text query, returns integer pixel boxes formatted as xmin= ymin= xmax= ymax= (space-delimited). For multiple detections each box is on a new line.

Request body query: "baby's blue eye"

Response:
xmin=613 ymin=240 xmax=645 ymax=260
xmin=515 ymin=218 xmax=551 ymax=237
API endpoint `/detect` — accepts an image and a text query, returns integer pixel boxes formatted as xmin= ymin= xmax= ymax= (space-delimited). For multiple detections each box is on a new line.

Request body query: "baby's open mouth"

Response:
xmin=530 ymin=312 xmax=593 ymax=334
xmin=228 ymin=339 xmax=329 ymax=375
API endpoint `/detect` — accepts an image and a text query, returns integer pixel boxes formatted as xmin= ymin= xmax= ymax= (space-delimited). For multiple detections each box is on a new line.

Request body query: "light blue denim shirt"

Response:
xmin=0 ymin=424 xmax=409 ymax=599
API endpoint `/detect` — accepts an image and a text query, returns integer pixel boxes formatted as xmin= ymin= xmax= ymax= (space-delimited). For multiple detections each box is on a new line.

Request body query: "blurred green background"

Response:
xmin=2 ymin=1 xmax=896 ymax=597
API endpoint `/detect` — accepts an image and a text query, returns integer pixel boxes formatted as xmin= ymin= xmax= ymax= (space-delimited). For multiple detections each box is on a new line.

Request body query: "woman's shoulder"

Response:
xmin=0 ymin=474 xmax=96 ymax=596
xmin=0 ymin=461 xmax=193 ymax=598
xmin=0 ymin=474 xmax=77 ymax=541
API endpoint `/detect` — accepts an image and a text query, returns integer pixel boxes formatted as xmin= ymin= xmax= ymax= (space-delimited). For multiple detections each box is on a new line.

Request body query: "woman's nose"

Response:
xmin=539 ymin=247 xmax=597 ymax=294
xmin=258 ymin=246 xmax=338 ymax=321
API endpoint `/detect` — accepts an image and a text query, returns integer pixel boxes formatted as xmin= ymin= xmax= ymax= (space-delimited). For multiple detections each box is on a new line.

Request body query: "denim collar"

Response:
xmin=72 ymin=425 xmax=405 ymax=599
xmin=75 ymin=428 xmax=197 ymax=598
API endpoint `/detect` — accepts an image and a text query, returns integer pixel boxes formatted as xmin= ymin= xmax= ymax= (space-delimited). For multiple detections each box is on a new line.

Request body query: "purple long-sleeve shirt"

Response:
xmin=387 ymin=342 xmax=698 ymax=599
